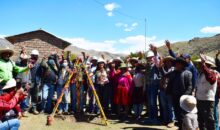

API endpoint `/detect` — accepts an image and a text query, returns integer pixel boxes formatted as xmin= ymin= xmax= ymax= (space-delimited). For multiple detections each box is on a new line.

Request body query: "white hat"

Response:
xmin=2 ymin=79 xmax=17 ymax=90
xmin=97 ymin=58 xmax=105 ymax=64
xmin=31 ymin=50 xmax=39 ymax=56
xmin=113 ymin=57 xmax=123 ymax=63
xmin=129 ymin=57 xmax=139 ymax=62
xmin=194 ymin=55 xmax=216 ymax=67
xmin=90 ymin=56 xmax=98 ymax=61
xmin=108 ymin=59 xmax=114 ymax=63
xmin=180 ymin=95 xmax=197 ymax=113
xmin=145 ymin=51 xmax=154 ymax=58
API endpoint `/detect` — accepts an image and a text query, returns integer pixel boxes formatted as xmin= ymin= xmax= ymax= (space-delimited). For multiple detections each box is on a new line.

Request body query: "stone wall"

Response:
xmin=7 ymin=31 xmax=68 ymax=60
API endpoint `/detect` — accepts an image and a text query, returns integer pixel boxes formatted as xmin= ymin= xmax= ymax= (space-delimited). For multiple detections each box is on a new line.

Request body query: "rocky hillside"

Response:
xmin=158 ymin=34 xmax=220 ymax=57
xmin=65 ymin=45 xmax=123 ymax=60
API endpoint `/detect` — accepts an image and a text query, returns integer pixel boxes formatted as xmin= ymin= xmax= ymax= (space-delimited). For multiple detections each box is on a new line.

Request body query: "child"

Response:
xmin=180 ymin=95 xmax=199 ymax=130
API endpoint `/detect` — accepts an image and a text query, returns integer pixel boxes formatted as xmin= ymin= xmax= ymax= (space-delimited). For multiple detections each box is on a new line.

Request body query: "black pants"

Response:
xmin=30 ymin=83 xmax=39 ymax=110
xmin=172 ymin=95 xmax=184 ymax=130
xmin=96 ymin=84 xmax=109 ymax=112
xmin=197 ymin=100 xmax=215 ymax=130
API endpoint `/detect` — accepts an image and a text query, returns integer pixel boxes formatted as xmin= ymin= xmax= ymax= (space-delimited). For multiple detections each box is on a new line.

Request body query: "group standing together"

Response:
xmin=0 ymin=38 xmax=220 ymax=130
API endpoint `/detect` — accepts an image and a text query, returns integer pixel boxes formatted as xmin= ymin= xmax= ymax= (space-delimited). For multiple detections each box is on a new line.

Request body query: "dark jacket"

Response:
xmin=166 ymin=69 xmax=193 ymax=97
xmin=169 ymin=49 xmax=198 ymax=88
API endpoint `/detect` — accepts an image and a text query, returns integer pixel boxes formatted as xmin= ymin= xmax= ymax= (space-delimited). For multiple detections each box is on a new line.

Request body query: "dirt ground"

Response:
xmin=19 ymin=113 xmax=178 ymax=130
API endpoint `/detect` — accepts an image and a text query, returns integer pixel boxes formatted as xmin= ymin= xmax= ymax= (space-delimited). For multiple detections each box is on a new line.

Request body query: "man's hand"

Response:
xmin=28 ymin=63 xmax=34 ymax=69
xmin=16 ymin=88 xmax=24 ymax=96
xmin=165 ymin=40 xmax=171 ymax=50
xmin=149 ymin=44 xmax=157 ymax=55
xmin=199 ymin=53 xmax=206 ymax=64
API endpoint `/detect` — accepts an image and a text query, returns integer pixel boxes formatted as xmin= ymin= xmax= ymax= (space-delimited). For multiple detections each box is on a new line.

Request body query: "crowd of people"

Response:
xmin=0 ymin=38 xmax=220 ymax=130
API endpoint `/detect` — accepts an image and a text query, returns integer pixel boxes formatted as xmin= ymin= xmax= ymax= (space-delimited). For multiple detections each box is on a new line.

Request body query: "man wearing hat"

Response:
xmin=144 ymin=48 xmax=162 ymax=124
xmin=0 ymin=44 xmax=32 ymax=92
xmin=165 ymin=40 xmax=198 ymax=90
xmin=166 ymin=57 xmax=193 ymax=129
xmin=195 ymin=54 xmax=218 ymax=130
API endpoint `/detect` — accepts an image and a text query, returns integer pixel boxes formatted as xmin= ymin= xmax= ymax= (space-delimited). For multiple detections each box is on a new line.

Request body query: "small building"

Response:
xmin=5 ymin=29 xmax=71 ymax=60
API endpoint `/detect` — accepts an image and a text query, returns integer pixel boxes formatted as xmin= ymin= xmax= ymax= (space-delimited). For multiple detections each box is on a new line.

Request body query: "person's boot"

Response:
xmin=33 ymin=110 xmax=39 ymax=115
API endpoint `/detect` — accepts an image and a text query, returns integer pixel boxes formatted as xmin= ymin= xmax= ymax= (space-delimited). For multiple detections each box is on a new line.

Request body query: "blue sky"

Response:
xmin=0 ymin=0 xmax=220 ymax=54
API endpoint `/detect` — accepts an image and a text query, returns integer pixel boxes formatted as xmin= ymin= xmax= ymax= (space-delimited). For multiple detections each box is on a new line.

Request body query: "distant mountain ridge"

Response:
xmin=158 ymin=34 xmax=220 ymax=57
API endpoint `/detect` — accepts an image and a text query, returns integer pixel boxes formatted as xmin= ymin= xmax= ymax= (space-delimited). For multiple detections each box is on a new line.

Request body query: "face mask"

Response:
xmin=48 ymin=59 xmax=55 ymax=65
xmin=61 ymin=62 xmax=68 ymax=68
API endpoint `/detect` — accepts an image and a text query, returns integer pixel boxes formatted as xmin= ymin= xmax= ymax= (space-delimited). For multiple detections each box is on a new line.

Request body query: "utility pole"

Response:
xmin=144 ymin=18 xmax=147 ymax=52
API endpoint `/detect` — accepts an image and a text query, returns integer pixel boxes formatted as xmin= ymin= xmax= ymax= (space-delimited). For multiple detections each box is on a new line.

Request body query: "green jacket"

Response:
xmin=0 ymin=59 xmax=28 ymax=85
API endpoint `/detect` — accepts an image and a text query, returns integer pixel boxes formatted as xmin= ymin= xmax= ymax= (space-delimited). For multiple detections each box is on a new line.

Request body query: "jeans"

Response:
xmin=88 ymin=84 xmax=99 ymax=113
xmin=133 ymin=104 xmax=143 ymax=117
xmin=70 ymin=83 xmax=84 ymax=112
xmin=20 ymin=96 xmax=30 ymax=112
xmin=159 ymin=90 xmax=174 ymax=123
xmin=147 ymin=81 xmax=159 ymax=119
xmin=0 ymin=119 xmax=20 ymax=130
xmin=57 ymin=85 xmax=69 ymax=112
xmin=40 ymin=83 xmax=55 ymax=113
xmin=197 ymin=100 xmax=215 ymax=130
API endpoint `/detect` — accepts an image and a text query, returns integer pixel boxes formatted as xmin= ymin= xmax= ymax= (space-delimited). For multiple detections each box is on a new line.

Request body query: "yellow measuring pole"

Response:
xmin=83 ymin=64 xmax=109 ymax=126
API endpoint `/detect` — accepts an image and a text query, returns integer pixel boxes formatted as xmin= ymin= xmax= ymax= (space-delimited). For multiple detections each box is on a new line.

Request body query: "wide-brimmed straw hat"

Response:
xmin=2 ymin=79 xmax=17 ymax=90
xmin=119 ymin=63 xmax=128 ymax=68
xmin=129 ymin=57 xmax=139 ymax=62
xmin=90 ymin=56 xmax=98 ymax=61
xmin=180 ymin=95 xmax=197 ymax=113
xmin=0 ymin=47 xmax=14 ymax=56
xmin=163 ymin=56 xmax=175 ymax=62
xmin=113 ymin=57 xmax=123 ymax=63
xmin=194 ymin=55 xmax=216 ymax=68
xmin=97 ymin=58 xmax=106 ymax=64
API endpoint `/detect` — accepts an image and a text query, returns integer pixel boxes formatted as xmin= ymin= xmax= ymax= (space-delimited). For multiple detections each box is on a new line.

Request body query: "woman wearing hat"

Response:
xmin=95 ymin=58 xmax=109 ymax=113
xmin=114 ymin=63 xmax=133 ymax=118
xmin=0 ymin=79 xmax=27 ymax=130
xmin=195 ymin=54 xmax=218 ymax=130
xmin=158 ymin=56 xmax=175 ymax=127
xmin=132 ymin=64 xmax=145 ymax=120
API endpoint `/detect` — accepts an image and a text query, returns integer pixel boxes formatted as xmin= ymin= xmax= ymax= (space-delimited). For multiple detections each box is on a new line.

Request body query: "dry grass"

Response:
xmin=20 ymin=113 xmax=177 ymax=130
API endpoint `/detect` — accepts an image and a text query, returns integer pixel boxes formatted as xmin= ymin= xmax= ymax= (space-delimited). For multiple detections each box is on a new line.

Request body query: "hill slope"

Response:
xmin=158 ymin=34 xmax=220 ymax=57
xmin=65 ymin=45 xmax=123 ymax=59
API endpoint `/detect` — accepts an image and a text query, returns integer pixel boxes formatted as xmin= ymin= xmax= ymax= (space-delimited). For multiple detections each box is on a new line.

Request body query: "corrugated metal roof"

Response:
xmin=0 ymin=38 xmax=14 ymax=48
xmin=5 ymin=29 xmax=71 ymax=49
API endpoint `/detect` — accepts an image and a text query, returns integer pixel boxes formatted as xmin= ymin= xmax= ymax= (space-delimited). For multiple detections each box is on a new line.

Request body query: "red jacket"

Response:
xmin=0 ymin=91 xmax=24 ymax=120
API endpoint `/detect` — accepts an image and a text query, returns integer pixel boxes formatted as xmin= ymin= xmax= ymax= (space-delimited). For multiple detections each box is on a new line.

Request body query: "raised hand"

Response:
xmin=199 ymin=53 xmax=206 ymax=64
xmin=165 ymin=40 xmax=171 ymax=49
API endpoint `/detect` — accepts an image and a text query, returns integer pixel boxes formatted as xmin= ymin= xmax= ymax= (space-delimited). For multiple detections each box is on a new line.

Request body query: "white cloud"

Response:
xmin=0 ymin=34 xmax=6 ymax=38
xmin=104 ymin=3 xmax=119 ymax=11
xmin=132 ymin=22 xmax=138 ymax=27
xmin=115 ymin=22 xmax=138 ymax=32
xmin=63 ymin=35 xmax=165 ymax=54
xmin=104 ymin=3 xmax=119 ymax=17
xmin=200 ymin=26 xmax=220 ymax=33
xmin=107 ymin=12 xmax=113 ymax=17
xmin=63 ymin=37 xmax=116 ymax=53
